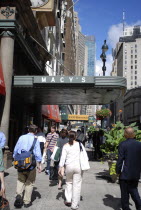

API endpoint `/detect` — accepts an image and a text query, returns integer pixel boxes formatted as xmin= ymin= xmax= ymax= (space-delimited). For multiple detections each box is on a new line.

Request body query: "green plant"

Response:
xmin=96 ymin=108 xmax=112 ymax=119
xmin=134 ymin=130 xmax=141 ymax=141
xmin=88 ymin=126 xmax=96 ymax=134
xmin=101 ymin=121 xmax=140 ymax=160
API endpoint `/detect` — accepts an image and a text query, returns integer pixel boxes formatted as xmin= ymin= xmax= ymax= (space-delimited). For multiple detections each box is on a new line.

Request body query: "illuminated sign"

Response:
xmin=68 ymin=115 xmax=89 ymax=121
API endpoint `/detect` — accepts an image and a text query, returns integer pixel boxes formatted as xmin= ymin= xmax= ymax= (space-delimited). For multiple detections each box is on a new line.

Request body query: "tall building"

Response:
xmin=63 ymin=0 xmax=76 ymax=76
xmin=85 ymin=36 xmax=96 ymax=76
xmin=44 ymin=0 xmax=68 ymax=76
xmin=111 ymin=25 xmax=141 ymax=124
xmin=74 ymin=13 xmax=97 ymax=117
xmin=74 ymin=11 xmax=85 ymax=76
xmin=112 ymin=25 xmax=141 ymax=90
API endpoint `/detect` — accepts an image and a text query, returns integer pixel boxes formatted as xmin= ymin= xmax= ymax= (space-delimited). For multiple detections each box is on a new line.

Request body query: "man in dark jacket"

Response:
xmin=116 ymin=127 xmax=141 ymax=210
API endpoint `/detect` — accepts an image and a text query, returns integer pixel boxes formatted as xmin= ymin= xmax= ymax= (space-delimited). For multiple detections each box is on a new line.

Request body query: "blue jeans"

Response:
xmin=120 ymin=180 xmax=141 ymax=210
xmin=46 ymin=149 xmax=53 ymax=171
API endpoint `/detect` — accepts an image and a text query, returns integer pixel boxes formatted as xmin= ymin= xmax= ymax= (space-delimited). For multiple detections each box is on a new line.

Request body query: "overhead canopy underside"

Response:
xmin=13 ymin=76 xmax=127 ymax=105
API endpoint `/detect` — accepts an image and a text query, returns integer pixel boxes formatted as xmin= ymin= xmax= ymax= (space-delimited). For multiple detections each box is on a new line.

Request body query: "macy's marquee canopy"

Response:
xmin=13 ymin=76 xmax=127 ymax=105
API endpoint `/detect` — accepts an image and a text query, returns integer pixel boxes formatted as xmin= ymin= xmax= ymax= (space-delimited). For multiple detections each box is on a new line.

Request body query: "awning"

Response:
xmin=13 ymin=76 xmax=127 ymax=105
xmin=0 ymin=62 xmax=6 ymax=95
xmin=42 ymin=105 xmax=61 ymax=123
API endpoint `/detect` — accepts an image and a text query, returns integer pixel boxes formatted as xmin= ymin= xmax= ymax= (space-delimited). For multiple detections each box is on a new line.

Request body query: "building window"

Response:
xmin=135 ymin=55 xmax=137 ymax=58
xmin=135 ymin=76 xmax=137 ymax=80
xmin=125 ymin=61 xmax=127 ymax=64
xmin=135 ymin=60 xmax=137 ymax=64
xmin=131 ymin=55 xmax=133 ymax=59
xmin=125 ymin=55 xmax=127 ymax=59
xmin=135 ymin=49 xmax=137 ymax=53
xmin=131 ymin=66 xmax=133 ymax=69
xmin=131 ymin=82 xmax=133 ymax=85
xmin=135 ymin=44 xmax=137 ymax=48
xmin=135 ymin=81 xmax=137 ymax=85
xmin=135 ymin=71 xmax=137 ymax=74
xmin=131 ymin=60 xmax=133 ymax=64
xmin=135 ymin=65 xmax=137 ymax=69
xmin=131 ymin=50 xmax=133 ymax=54
xmin=125 ymin=50 xmax=127 ymax=54
xmin=131 ymin=76 xmax=133 ymax=80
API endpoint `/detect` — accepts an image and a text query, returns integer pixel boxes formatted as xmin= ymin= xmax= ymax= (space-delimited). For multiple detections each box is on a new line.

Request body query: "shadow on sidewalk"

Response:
xmin=103 ymin=194 xmax=121 ymax=210
xmin=31 ymin=187 xmax=41 ymax=203
xmin=49 ymin=180 xmax=58 ymax=187
xmin=56 ymin=190 xmax=65 ymax=201
xmin=96 ymin=170 xmax=112 ymax=183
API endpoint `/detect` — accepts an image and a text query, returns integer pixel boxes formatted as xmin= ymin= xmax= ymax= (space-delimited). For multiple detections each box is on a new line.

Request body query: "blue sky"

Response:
xmin=75 ymin=0 xmax=141 ymax=75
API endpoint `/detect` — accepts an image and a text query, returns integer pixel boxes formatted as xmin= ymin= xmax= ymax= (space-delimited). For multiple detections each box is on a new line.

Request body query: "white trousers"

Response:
xmin=65 ymin=163 xmax=82 ymax=209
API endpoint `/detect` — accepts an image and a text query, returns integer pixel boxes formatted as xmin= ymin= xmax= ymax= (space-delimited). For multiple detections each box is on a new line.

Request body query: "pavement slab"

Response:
xmin=4 ymin=161 xmax=139 ymax=210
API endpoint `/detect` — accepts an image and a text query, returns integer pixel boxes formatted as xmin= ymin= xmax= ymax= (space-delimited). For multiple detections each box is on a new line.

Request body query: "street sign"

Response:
xmin=68 ymin=115 xmax=89 ymax=121
xmin=88 ymin=116 xmax=95 ymax=123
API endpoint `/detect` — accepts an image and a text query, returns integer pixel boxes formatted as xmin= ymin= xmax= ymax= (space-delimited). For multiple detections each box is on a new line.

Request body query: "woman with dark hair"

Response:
xmin=58 ymin=131 xmax=85 ymax=210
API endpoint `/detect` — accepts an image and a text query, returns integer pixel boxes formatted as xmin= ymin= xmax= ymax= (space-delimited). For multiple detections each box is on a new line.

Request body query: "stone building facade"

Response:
xmin=124 ymin=87 xmax=141 ymax=127
xmin=63 ymin=0 xmax=76 ymax=76
xmin=0 ymin=0 xmax=60 ymax=154
xmin=112 ymin=25 xmax=141 ymax=90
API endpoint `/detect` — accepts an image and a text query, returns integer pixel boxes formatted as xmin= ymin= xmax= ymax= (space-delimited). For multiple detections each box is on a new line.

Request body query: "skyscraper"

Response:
xmin=74 ymin=11 xmax=85 ymax=76
xmin=112 ymin=25 xmax=141 ymax=89
xmin=85 ymin=36 xmax=96 ymax=76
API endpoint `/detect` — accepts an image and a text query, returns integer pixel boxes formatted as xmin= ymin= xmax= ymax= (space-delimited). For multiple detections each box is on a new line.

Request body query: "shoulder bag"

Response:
xmin=79 ymin=142 xmax=90 ymax=171
xmin=14 ymin=137 xmax=37 ymax=171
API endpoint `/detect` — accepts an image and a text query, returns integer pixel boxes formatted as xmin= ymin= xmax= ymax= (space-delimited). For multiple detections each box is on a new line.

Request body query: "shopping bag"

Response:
xmin=51 ymin=146 xmax=61 ymax=162
xmin=41 ymin=150 xmax=46 ymax=164
xmin=79 ymin=142 xmax=90 ymax=171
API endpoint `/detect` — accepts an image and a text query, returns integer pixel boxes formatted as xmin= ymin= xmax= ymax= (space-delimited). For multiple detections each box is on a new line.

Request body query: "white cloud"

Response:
xmin=107 ymin=23 xmax=123 ymax=48
xmin=96 ymin=20 xmax=141 ymax=76
xmin=107 ymin=20 xmax=141 ymax=49
xmin=95 ymin=54 xmax=113 ymax=76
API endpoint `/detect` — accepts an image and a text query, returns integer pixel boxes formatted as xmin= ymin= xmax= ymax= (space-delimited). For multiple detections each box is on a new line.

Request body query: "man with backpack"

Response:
xmin=13 ymin=125 xmax=42 ymax=208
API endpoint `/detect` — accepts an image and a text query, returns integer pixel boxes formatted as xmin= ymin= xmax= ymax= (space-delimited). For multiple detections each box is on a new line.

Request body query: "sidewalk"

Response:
xmin=5 ymin=161 xmax=138 ymax=210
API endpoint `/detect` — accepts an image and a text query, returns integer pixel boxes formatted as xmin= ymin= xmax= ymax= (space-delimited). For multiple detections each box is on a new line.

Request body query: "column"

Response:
xmin=0 ymin=31 xmax=15 ymax=146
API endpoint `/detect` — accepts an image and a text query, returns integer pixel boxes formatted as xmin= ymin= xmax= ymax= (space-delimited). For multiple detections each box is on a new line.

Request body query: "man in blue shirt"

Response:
xmin=13 ymin=125 xmax=42 ymax=208
xmin=0 ymin=131 xmax=6 ymax=149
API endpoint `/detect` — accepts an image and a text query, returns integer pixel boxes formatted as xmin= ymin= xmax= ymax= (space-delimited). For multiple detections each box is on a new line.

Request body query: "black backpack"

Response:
xmin=14 ymin=137 xmax=37 ymax=171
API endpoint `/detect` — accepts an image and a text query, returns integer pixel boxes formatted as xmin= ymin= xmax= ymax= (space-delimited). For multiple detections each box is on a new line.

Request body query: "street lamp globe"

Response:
xmin=102 ymin=40 xmax=108 ymax=53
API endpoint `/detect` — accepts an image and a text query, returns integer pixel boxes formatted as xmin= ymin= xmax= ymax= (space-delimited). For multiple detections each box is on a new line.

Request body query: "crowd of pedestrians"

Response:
xmin=1 ymin=125 xmax=141 ymax=209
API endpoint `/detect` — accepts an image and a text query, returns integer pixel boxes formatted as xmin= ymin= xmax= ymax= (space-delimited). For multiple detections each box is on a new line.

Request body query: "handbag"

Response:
xmin=51 ymin=146 xmax=61 ymax=162
xmin=79 ymin=142 xmax=90 ymax=171
xmin=41 ymin=149 xmax=46 ymax=164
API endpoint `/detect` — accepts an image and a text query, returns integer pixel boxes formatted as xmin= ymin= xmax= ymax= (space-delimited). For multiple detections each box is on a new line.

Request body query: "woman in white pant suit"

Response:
xmin=58 ymin=131 xmax=83 ymax=210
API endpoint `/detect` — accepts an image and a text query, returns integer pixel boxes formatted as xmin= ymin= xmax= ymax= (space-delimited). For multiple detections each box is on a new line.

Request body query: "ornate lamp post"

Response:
xmin=100 ymin=40 xmax=108 ymax=76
